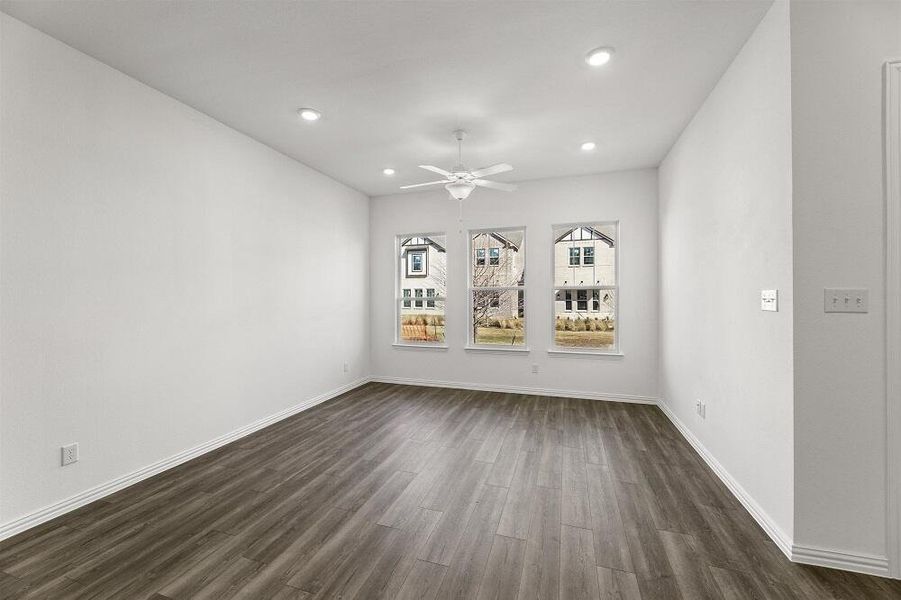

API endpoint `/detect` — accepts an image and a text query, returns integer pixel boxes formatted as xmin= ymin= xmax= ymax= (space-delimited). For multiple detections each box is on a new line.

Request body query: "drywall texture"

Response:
xmin=791 ymin=0 xmax=901 ymax=559
xmin=659 ymin=1 xmax=794 ymax=542
xmin=0 ymin=14 xmax=369 ymax=524
xmin=370 ymin=170 xmax=658 ymax=401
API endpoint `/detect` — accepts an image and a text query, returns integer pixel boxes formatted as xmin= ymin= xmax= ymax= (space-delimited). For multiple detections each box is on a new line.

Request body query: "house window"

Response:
xmin=553 ymin=223 xmax=617 ymax=352
xmin=470 ymin=229 xmax=526 ymax=347
xmin=489 ymin=248 xmax=500 ymax=266
xmin=577 ymin=290 xmax=588 ymax=311
xmin=406 ymin=249 xmax=427 ymax=277
xmin=398 ymin=234 xmax=447 ymax=345
xmin=583 ymin=247 xmax=594 ymax=265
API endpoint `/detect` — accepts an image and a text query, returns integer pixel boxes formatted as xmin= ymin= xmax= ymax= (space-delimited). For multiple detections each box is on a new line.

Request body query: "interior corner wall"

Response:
xmin=0 ymin=14 xmax=370 ymax=527
xmin=790 ymin=0 xmax=901 ymax=561
xmin=369 ymin=169 xmax=658 ymax=401
xmin=658 ymin=0 xmax=794 ymax=545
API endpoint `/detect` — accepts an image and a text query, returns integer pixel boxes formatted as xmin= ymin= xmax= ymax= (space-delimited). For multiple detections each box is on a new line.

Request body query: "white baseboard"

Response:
xmin=370 ymin=375 xmax=658 ymax=404
xmin=791 ymin=544 xmax=890 ymax=578
xmin=656 ymin=400 xmax=794 ymax=558
xmin=0 ymin=377 xmax=370 ymax=543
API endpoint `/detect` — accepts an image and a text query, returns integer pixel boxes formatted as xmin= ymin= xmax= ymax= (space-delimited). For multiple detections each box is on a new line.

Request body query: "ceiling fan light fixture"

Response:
xmin=445 ymin=180 xmax=476 ymax=200
xmin=585 ymin=47 xmax=614 ymax=67
xmin=297 ymin=108 xmax=321 ymax=122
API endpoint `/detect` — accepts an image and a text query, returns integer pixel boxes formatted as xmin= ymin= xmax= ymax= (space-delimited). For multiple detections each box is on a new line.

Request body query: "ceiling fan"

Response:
xmin=400 ymin=130 xmax=517 ymax=200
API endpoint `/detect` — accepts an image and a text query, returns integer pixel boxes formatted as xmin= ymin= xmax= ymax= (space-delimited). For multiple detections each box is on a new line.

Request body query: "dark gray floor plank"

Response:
xmin=0 ymin=382 xmax=893 ymax=600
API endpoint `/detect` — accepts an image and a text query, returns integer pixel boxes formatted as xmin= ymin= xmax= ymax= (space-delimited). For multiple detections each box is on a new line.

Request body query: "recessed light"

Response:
xmin=581 ymin=141 xmax=597 ymax=151
xmin=383 ymin=168 xmax=395 ymax=176
xmin=297 ymin=108 xmax=321 ymax=122
xmin=585 ymin=47 xmax=614 ymax=67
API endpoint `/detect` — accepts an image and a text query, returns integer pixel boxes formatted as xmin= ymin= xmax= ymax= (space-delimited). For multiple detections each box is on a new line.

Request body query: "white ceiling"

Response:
xmin=1 ymin=1 xmax=771 ymax=197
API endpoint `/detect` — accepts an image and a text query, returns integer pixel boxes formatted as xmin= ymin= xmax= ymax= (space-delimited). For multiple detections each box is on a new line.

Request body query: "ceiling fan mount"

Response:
xmin=400 ymin=130 xmax=517 ymax=200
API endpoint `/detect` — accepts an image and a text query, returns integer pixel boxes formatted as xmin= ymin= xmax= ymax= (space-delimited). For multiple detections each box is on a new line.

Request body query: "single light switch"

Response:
xmin=824 ymin=288 xmax=869 ymax=313
xmin=761 ymin=290 xmax=778 ymax=312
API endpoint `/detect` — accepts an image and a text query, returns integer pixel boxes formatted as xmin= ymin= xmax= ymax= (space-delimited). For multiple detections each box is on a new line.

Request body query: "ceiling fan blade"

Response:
xmin=419 ymin=165 xmax=453 ymax=178
xmin=470 ymin=163 xmax=513 ymax=178
xmin=474 ymin=179 xmax=517 ymax=192
xmin=400 ymin=179 xmax=450 ymax=189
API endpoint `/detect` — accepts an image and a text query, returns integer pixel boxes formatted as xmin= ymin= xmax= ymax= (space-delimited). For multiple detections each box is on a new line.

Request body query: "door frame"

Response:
xmin=885 ymin=58 xmax=901 ymax=579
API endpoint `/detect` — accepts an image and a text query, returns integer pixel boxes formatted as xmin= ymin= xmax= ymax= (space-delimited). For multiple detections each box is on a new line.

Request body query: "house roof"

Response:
xmin=472 ymin=231 xmax=522 ymax=251
xmin=554 ymin=226 xmax=615 ymax=247
xmin=401 ymin=236 xmax=446 ymax=252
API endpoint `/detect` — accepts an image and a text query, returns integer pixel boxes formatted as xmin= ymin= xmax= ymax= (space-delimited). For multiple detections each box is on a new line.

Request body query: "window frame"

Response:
xmin=467 ymin=226 xmax=528 ymax=352
xmin=550 ymin=221 xmax=620 ymax=356
xmin=405 ymin=248 xmax=428 ymax=278
xmin=395 ymin=232 xmax=448 ymax=348
xmin=488 ymin=247 xmax=501 ymax=266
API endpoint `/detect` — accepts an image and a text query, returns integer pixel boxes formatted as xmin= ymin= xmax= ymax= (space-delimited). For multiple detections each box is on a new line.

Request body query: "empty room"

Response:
xmin=1 ymin=1 xmax=900 ymax=598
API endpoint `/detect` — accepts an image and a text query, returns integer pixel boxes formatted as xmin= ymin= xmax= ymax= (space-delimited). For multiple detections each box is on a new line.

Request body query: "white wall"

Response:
xmin=658 ymin=0 xmax=794 ymax=545
xmin=370 ymin=170 xmax=658 ymax=401
xmin=0 ymin=14 xmax=369 ymax=526
xmin=790 ymin=0 xmax=901 ymax=561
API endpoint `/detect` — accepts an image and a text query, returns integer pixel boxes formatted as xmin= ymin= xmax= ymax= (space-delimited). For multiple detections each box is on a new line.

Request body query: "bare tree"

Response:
xmin=470 ymin=233 xmax=524 ymax=343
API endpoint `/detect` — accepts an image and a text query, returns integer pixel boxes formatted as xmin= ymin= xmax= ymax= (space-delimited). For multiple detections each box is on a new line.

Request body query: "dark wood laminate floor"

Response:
xmin=2 ymin=382 xmax=900 ymax=600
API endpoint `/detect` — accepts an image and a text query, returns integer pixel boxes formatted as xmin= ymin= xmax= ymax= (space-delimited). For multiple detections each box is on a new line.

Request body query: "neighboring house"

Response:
xmin=553 ymin=226 xmax=615 ymax=319
xmin=400 ymin=236 xmax=446 ymax=313
xmin=472 ymin=231 xmax=524 ymax=319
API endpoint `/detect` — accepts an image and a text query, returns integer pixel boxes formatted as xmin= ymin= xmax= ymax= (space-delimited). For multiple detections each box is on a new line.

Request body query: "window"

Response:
xmin=398 ymin=234 xmax=446 ymax=344
xmin=576 ymin=289 xmax=588 ymax=311
xmin=475 ymin=248 xmax=486 ymax=266
xmin=583 ymin=247 xmax=594 ymax=265
xmin=470 ymin=228 xmax=526 ymax=347
xmin=489 ymin=248 xmax=500 ymax=266
xmin=553 ymin=223 xmax=617 ymax=352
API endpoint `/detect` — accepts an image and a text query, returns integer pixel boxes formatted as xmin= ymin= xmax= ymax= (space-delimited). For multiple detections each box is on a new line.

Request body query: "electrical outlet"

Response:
xmin=761 ymin=289 xmax=778 ymax=312
xmin=343 ymin=362 xmax=349 ymax=373
xmin=695 ymin=400 xmax=706 ymax=419
xmin=61 ymin=443 xmax=79 ymax=466
xmin=531 ymin=364 xmax=539 ymax=374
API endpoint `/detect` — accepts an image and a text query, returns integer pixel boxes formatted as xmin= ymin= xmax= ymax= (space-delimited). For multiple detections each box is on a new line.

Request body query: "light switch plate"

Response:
xmin=824 ymin=288 xmax=869 ymax=313
xmin=761 ymin=290 xmax=778 ymax=312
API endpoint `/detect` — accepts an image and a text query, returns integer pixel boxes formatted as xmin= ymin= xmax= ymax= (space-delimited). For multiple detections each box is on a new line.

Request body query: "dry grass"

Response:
xmin=554 ymin=330 xmax=615 ymax=349
xmin=474 ymin=327 xmax=525 ymax=346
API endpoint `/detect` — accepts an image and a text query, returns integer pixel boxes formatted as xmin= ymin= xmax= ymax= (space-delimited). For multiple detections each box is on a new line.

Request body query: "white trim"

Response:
xmin=547 ymin=349 xmax=623 ymax=358
xmin=464 ymin=345 xmax=530 ymax=354
xmin=791 ymin=545 xmax=890 ymax=578
xmin=885 ymin=58 xmax=901 ymax=579
xmin=656 ymin=400 xmax=793 ymax=558
xmin=370 ymin=375 xmax=657 ymax=404
xmin=392 ymin=343 xmax=449 ymax=350
xmin=0 ymin=377 xmax=371 ymax=543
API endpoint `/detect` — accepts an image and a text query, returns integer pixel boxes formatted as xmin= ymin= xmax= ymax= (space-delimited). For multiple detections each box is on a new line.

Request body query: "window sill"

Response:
xmin=392 ymin=343 xmax=449 ymax=350
xmin=465 ymin=345 xmax=530 ymax=354
xmin=547 ymin=349 xmax=623 ymax=358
